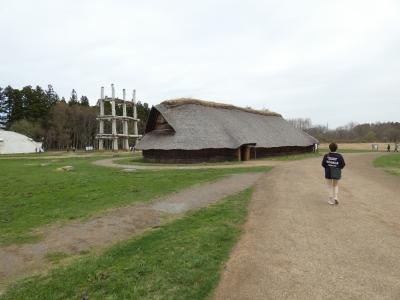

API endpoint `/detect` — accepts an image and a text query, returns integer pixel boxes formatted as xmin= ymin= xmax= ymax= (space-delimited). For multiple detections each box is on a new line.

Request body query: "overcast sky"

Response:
xmin=1 ymin=0 xmax=399 ymax=128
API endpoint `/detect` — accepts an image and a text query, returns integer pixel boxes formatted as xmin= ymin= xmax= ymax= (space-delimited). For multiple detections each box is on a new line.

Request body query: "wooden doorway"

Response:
xmin=239 ymin=144 xmax=256 ymax=161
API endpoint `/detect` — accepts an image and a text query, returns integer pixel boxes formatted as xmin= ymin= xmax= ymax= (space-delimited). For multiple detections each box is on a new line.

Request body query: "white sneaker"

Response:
xmin=328 ymin=200 xmax=335 ymax=205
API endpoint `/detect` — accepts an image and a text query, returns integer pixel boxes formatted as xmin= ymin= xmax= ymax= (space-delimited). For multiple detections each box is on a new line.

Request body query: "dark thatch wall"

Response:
xmin=250 ymin=145 xmax=314 ymax=159
xmin=143 ymin=148 xmax=239 ymax=164
xmin=143 ymin=145 xmax=314 ymax=164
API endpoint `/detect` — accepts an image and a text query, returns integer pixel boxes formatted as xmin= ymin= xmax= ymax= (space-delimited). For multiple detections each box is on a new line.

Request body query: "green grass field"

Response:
xmin=373 ymin=153 xmax=400 ymax=176
xmin=0 ymin=156 xmax=269 ymax=245
xmin=1 ymin=189 xmax=253 ymax=300
xmin=0 ymin=151 xmax=133 ymax=159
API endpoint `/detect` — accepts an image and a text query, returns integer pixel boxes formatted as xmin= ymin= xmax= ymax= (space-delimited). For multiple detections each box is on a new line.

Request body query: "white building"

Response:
xmin=0 ymin=129 xmax=43 ymax=154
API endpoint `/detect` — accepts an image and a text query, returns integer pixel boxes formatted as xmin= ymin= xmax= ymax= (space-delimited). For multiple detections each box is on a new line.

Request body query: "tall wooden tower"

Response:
xmin=96 ymin=84 xmax=141 ymax=151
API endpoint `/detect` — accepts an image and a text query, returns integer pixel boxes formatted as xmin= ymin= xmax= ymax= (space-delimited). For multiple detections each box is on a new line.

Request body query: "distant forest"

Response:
xmin=0 ymin=85 xmax=151 ymax=150
xmin=1 ymin=86 xmax=398 ymax=149
xmin=288 ymin=118 xmax=400 ymax=143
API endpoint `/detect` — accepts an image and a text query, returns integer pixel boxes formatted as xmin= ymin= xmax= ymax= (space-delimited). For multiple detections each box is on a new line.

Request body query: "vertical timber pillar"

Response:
xmin=98 ymin=86 xmax=105 ymax=150
xmin=111 ymin=84 xmax=118 ymax=151
xmin=122 ymin=89 xmax=129 ymax=150
xmin=244 ymin=146 xmax=250 ymax=161
xmin=96 ymin=84 xmax=140 ymax=153
xmin=133 ymin=89 xmax=138 ymax=139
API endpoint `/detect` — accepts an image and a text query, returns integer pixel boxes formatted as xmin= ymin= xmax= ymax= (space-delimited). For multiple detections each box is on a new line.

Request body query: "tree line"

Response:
xmin=0 ymin=85 xmax=151 ymax=150
xmin=288 ymin=118 xmax=400 ymax=143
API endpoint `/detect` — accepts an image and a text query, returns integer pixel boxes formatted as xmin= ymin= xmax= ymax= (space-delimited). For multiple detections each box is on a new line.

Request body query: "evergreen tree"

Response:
xmin=80 ymin=95 xmax=89 ymax=106
xmin=4 ymin=86 xmax=24 ymax=127
xmin=68 ymin=89 xmax=79 ymax=106
xmin=46 ymin=85 xmax=59 ymax=106
xmin=136 ymin=101 xmax=151 ymax=134
xmin=0 ymin=87 xmax=8 ymax=128
xmin=21 ymin=85 xmax=48 ymax=122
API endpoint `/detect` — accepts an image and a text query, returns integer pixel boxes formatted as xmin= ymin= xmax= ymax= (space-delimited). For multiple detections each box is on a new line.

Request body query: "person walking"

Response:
xmin=322 ymin=143 xmax=346 ymax=205
xmin=387 ymin=144 xmax=391 ymax=152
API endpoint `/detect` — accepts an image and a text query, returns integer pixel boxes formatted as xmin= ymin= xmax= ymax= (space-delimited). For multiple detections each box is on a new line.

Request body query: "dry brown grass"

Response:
xmin=161 ymin=98 xmax=282 ymax=117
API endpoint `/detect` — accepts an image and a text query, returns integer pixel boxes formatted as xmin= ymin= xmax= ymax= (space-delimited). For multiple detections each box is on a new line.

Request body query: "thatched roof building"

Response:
xmin=136 ymin=99 xmax=318 ymax=163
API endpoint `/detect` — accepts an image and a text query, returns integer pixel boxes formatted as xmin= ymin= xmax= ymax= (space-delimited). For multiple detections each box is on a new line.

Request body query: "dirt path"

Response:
xmin=93 ymin=157 xmax=283 ymax=170
xmin=0 ymin=173 xmax=262 ymax=292
xmin=213 ymin=153 xmax=400 ymax=299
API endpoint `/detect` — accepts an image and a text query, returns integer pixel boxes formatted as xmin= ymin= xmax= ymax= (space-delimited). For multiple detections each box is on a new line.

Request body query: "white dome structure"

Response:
xmin=0 ymin=129 xmax=43 ymax=154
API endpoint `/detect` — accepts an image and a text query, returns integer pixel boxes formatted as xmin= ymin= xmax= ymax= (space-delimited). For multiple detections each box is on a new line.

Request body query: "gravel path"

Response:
xmin=0 ymin=172 xmax=262 ymax=292
xmin=213 ymin=153 xmax=400 ymax=299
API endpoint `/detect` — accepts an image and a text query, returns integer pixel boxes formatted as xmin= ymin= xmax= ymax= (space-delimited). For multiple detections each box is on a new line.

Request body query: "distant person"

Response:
xmin=395 ymin=144 xmax=399 ymax=152
xmin=387 ymin=144 xmax=391 ymax=152
xmin=322 ymin=143 xmax=346 ymax=205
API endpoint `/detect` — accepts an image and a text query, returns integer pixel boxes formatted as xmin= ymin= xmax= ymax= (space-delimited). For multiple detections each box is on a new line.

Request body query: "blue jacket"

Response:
xmin=322 ymin=152 xmax=345 ymax=179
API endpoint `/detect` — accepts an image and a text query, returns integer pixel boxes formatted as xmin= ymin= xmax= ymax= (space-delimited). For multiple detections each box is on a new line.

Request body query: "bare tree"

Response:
xmin=287 ymin=118 xmax=312 ymax=130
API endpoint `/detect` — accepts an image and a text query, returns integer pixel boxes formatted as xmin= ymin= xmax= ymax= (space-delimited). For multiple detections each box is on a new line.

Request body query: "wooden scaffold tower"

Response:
xmin=96 ymin=84 xmax=141 ymax=151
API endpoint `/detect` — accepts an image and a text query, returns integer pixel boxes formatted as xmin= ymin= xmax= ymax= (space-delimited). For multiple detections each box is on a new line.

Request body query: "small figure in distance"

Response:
xmin=394 ymin=144 xmax=398 ymax=152
xmin=387 ymin=144 xmax=391 ymax=152
xmin=322 ymin=143 xmax=346 ymax=205
xmin=313 ymin=143 xmax=319 ymax=153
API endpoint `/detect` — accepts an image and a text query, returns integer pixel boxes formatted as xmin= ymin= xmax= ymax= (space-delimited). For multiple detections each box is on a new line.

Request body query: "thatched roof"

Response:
xmin=161 ymin=98 xmax=282 ymax=117
xmin=136 ymin=99 xmax=318 ymax=150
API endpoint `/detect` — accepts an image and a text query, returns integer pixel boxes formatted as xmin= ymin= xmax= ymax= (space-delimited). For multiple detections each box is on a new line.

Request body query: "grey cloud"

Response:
xmin=0 ymin=0 xmax=399 ymax=128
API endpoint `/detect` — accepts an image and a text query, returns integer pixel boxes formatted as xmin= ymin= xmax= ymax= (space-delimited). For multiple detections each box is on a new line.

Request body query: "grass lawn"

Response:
xmin=0 ymin=156 xmax=269 ymax=245
xmin=373 ymin=153 xmax=400 ymax=176
xmin=1 ymin=189 xmax=253 ymax=300
xmin=0 ymin=151 xmax=133 ymax=159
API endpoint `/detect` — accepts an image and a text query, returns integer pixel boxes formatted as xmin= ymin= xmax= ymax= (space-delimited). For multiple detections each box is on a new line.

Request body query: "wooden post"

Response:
xmin=99 ymin=86 xmax=105 ymax=150
xmin=122 ymin=88 xmax=129 ymax=150
xmin=244 ymin=146 xmax=250 ymax=161
xmin=111 ymin=84 xmax=118 ymax=151
xmin=133 ymin=89 xmax=138 ymax=137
